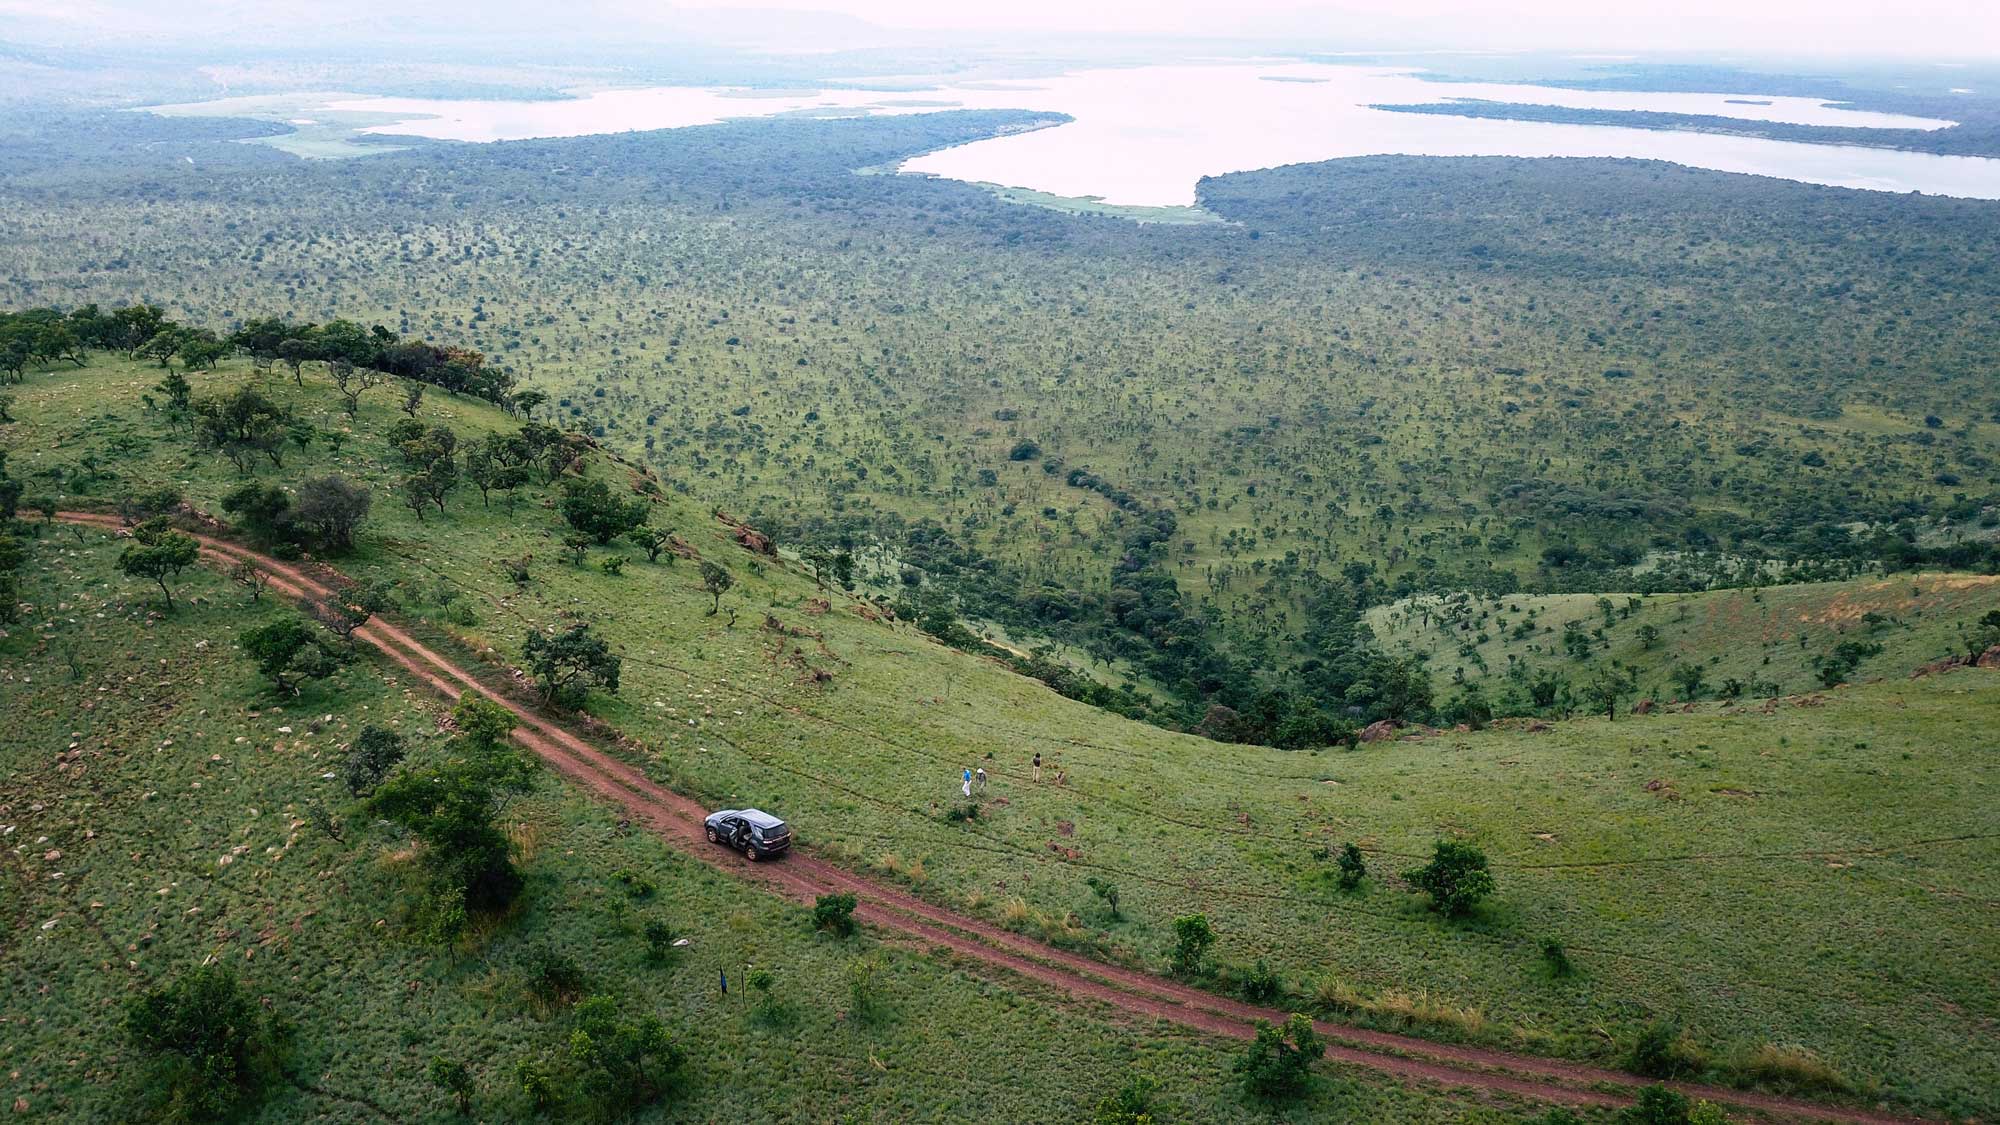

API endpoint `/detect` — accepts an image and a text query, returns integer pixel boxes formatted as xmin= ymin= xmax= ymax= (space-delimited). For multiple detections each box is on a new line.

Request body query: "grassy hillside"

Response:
xmin=0 ymin=366 xmax=1531 ymax=1122
xmin=4 ymin=352 xmax=1997 ymax=1118
xmin=1369 ymin=574 xmax=2000 ymax=704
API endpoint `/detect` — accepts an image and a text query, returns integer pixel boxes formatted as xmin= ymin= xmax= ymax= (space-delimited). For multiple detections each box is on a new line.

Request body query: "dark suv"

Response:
xmin=703 ymin=808 xmax=791 ymax=861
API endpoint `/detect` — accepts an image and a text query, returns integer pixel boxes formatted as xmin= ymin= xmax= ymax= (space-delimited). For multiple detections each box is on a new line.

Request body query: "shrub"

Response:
xmin=428 ymin=1056 xmax=473 ymax=1115
xmin=1240 ymin=958 xmax=1282 ymax=1002
xmin=1620 ymin=1084 xmax=1693 ymax=1124
xmin=1733 ymin=1042 xmax=1850 ymax=1094
xmin=846 ymin=955 xmax=888 ymax=1023
xmin=1091 ymin=1074 xmax=1158 ymax=1125
xmin=813 ymin=893 xmax=858 ymax=937
xmin=611 ymin=869 xmax=656 ymax=898
xmin=1084 ymin=875 xmax=1121 ymax=920
xmin=746 ymin=968 xmax=789 ymax=1026
xmin=293 ymin=475 xmax=370 ymax=553
xmin=1168 ymin=913 xmax=1215 ymax=977
xmin=1236 ymin=1013 xmax=1323 ymax=1102
xmin=1403 ymin=839 xmax=1495 ymax=918
xmin=567 ymin=995 xmax=685 ymax=1112
xmin=1687 ymin=1102 xmax=1731 ymax=1125
xmin=558 ymin=479 xmax=647 ymax=544
xmin=340 ymin=725 xmax=407 ymax=795
xmin=515 ymin=1058 xmax=560 ymax=1112
xmin=366 ymin=695 xmax=533 ymax=912
xmin=642 ymin=918 xmax=680 ymax=963
xmin=1335 ymin=842 xmax=1366 ymax=890
xmin=523 ymin=946 xmax=588 ymax=1005
xmin=1540 ymin=937 xmax=1576 ymax=979
xmin=1628 ymin=1019 xmax=1706 ymax=1079
xmin=124 ymin=965 xmax=277 ymax=1123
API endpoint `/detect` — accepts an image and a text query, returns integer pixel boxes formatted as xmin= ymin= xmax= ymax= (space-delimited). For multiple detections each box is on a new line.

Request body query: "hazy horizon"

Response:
xmin=3 ymin=0 xmax=1998 ymax=60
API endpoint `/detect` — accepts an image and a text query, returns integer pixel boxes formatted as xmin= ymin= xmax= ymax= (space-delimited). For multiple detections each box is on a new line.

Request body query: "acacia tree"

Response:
xmin=116 ymin=520 xmax=200 ymax=610
xmin=523 ymin=623 xmax=622 ymax=706
xmin=465 ymin=436 xmax=530 ymax=507
xmin=559 ymin=479 xmax=648 ymax=544
xmin=239 ymin=616 xmax=341 ymax=695
xmin=698 ymin=561 xmax=733 ymax=616
xmin=1584 ymin=665 xmax=1631 ymax=720
xmin=329 ymin=361 xmax=383 ymax=418
xmin=511 ymin=389 xmax=548 ymax=420
xmin=292 ymin=476 xmax=371 ymax=553
xmin=276 ymin=338 xmax=315 ymax=386
xmin=193 ymin=386 xmax=292 ymax=472
xmin=629 ymin=526 xmax=674 ymax=563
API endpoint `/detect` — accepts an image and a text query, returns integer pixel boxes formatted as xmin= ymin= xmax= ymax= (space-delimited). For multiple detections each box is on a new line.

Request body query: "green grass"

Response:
xmin=0 ymin=391 xmax=1536 ymax=1122
xmin=1369 ymin=575 xmax=2000 ymax=701
xmin=5 ymin=353 xmax=1998 ymax=1117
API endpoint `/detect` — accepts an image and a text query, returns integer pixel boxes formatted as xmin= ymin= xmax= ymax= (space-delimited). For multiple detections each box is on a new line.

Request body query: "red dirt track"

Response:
xmin=63 ymin=512 xmax=1925 ymax=1124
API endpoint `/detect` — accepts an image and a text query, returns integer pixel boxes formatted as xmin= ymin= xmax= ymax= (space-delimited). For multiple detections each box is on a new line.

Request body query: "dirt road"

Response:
xmin=62 ymin=512 xmax=1923 ymax=1124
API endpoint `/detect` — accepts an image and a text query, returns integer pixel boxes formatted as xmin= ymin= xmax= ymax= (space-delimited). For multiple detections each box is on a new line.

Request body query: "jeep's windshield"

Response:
xmin=757 ymin=821 xmax=788 ymax=837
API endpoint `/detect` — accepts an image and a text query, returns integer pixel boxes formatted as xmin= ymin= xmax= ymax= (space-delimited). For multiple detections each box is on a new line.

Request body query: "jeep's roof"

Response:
xmin=715 ymin=808 xmax=786 ymax=829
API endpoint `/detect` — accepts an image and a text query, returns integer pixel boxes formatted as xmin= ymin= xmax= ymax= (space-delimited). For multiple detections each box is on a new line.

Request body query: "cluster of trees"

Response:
xmin=366 ymin=693 xmax=536 ymax=946
xmin=882 ymin=493 xmax=1439 ymax=750
xmin=123 ymin=691 xmax=685 ymax=1119
xmin=1 ymin=304 xmax=514 ymax=405
xmin=123 ymin=966 xmax=281 ymax=1122
xmin=222 ymin=475 xmax=371 ymax=557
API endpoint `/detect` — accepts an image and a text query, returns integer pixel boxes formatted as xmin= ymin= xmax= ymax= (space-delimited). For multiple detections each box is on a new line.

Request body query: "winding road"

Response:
xmin=63 ymin=511 xmax=1925 ymax=1124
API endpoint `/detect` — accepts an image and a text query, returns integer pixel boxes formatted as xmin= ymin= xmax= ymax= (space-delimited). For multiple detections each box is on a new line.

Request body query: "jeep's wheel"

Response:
xmin=745 ymin=846 xmax=761 ymax=862
xmin=705 ymin=826 xmax=719 ymax=843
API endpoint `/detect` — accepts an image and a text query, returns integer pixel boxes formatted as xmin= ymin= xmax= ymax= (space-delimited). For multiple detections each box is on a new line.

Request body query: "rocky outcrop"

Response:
xmin=1358 ymin=719 xmax=1399 ymax=743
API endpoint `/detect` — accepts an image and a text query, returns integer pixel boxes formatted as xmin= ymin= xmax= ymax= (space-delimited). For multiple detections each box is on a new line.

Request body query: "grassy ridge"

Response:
xmin=5 ymin=353 xmax=1998 ymax=1116
xmin=1370 ymin=575 xmax=2000 ymax=700
xmin=0 ymin=386 xmax=1521 ymax=1121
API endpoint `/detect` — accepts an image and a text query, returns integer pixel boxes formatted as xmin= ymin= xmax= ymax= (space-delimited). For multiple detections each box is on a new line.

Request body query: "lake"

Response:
xmin=148 ymin=61 xmax=2000 ymax=209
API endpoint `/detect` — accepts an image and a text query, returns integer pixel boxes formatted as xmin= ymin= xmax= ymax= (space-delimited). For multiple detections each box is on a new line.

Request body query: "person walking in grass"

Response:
xmin=962 ymin=766 xmax=973 ymax=798
xmin=975 ymin=766 xmax=987 ymax=791
xmin=1033 ymin=752 xmax=1042 ymax=782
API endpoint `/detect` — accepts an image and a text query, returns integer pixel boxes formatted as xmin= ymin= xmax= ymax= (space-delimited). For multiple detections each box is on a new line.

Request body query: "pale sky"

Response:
xmin=3 ymin=0 xmax=1998 ymax=58
xmin=676 ymin=0 xmax=1996 ymax=57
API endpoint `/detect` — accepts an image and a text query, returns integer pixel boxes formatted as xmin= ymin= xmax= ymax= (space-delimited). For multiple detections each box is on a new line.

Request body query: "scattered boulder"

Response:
xmin=1358 ymin=719 xmax=1399 ymax=743
xmin=1977 ymin=645 xmax=2000 ymax=669
xmin=1630 ymin=699 xmax=1655 ymax=716
xmin=714 ymin=510 xmax=776 ymax=556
